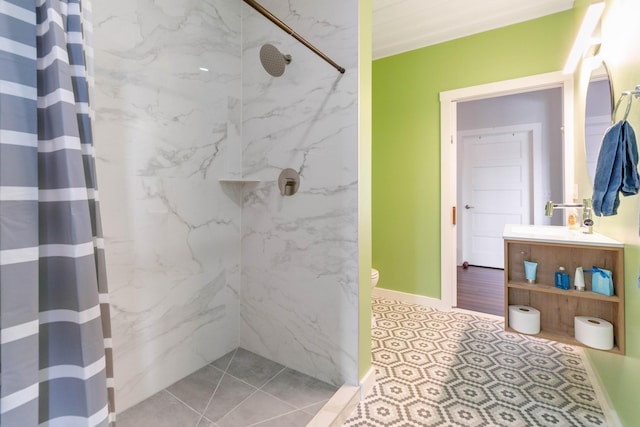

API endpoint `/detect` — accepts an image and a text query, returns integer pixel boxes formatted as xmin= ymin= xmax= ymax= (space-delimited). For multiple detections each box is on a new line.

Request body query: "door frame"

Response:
xmin=458 ymin=123 xmax=541 ymax=267
xmin=440 ymin=71 xmax=573 ymax=310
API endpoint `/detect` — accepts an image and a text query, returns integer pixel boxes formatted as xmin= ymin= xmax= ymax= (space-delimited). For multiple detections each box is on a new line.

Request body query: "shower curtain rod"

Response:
xmin=243 ymin=0 xmax=346 ymax=74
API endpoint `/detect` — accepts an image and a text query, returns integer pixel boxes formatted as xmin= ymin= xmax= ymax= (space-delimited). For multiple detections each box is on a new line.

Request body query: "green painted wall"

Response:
xmin=358 ymin=0 xmax=372 ymax=381
xmin=372 ymin=12 xmax=575 ymax=297
xmin=372 ymin=1 xmax=640 ymax=423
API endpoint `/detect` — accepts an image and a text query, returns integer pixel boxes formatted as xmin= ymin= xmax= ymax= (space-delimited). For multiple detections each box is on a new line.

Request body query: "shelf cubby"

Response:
xmin=504 ymin=237 xmax=624 ymax=354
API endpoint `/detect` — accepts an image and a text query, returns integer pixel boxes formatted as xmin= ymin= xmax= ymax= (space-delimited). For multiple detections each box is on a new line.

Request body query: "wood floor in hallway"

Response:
xmin=456 ymin=265 xmax=504 ymax=316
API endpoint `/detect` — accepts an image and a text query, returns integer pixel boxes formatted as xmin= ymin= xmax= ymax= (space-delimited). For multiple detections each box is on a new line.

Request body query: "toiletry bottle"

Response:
xmin=561 ymin=270 xmax=570 ymax=290
xmin=555 ymin=267 xmax=570 ymax=290
xmin=554 ymin=267 xmax=563 ymax=289
xmin=567 ymin=209 xmax=579 ymax=230
xmin=574 ymin=266 xmax=585 ymax=291
xmin=524 ymin=260 xmax=537 ymax=284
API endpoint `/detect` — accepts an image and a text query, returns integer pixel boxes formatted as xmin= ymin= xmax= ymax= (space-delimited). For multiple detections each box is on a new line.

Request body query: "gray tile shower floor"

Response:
xmin=118 ymin=348 xmax=338 ymax=427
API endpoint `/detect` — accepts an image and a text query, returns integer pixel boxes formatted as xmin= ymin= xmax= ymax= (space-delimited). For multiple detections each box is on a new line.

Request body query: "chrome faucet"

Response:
xmin=544 ymin=198 xmax=593 ymax=234
xmin=582 ymin=199 xmax=594 ymax=234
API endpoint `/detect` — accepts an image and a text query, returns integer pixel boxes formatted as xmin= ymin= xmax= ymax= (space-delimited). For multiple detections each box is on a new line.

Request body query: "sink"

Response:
xmin=503 ymin=224 xmax=622 ymax=247
xmin=508 ymin=225 xmax=582 ymax=238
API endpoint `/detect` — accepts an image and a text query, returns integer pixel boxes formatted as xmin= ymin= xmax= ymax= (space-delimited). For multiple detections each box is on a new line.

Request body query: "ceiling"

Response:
xmin=372 ymin=0 xmax=575 ymax=59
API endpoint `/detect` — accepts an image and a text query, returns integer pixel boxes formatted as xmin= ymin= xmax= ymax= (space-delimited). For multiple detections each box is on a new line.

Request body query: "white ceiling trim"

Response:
xmin=373 ymin=0 xmax=575 ymax=60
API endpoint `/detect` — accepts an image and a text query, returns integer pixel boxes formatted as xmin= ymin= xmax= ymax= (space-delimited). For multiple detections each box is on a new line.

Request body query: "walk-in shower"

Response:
xmin=88 ymin=0 xmax=359 ymax=418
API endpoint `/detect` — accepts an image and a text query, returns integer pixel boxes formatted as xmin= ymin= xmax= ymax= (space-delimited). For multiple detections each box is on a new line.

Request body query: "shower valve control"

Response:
xmin=278 ymin=168 xmax=300 ymax=196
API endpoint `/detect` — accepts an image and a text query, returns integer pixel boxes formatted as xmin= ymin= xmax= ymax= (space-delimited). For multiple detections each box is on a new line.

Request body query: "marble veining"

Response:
xmin=94 ymin=0 xmax=242 ymax=410
xmin=240 ymin=0 xmax=359 ymax=386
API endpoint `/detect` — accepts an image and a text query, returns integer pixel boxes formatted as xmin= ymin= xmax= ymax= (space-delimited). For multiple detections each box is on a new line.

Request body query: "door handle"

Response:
xmin=465 ymin=204 xmax=475 ymax=209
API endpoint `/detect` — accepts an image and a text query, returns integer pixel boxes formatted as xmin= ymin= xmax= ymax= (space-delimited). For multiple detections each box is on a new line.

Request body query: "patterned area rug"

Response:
xmin=343 ymin=297 xmax=607 ymax=427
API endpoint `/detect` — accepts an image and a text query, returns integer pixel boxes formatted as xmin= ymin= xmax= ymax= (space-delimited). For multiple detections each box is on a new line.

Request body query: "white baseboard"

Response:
xmin=580 ymin=349 xmax=622 ymax=427
xmin=373 ymin=287 xmax=450 ymax=311
xmin=359 ymin=366 xmax=376 ymax=400
xmin=307 ymin=367 xmax=376 ymax=427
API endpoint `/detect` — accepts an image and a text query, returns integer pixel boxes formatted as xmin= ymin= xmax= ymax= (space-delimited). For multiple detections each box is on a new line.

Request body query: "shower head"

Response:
xmin=259 ymin=43 xmax=291 ymax=77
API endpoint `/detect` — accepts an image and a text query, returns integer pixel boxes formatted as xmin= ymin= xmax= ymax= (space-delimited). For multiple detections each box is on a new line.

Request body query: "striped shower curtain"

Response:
xmin=0 ymin=0 xmax=115 ymax=425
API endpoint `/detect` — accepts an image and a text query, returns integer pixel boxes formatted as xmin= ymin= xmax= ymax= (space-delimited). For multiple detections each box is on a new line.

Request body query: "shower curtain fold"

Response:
xmin=0 ymin=1 xmax=115 ymax=426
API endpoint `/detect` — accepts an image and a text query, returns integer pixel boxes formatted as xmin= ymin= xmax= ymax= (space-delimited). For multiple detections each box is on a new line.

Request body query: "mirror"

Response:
xmin=585 ymin=62 xmax=614 ymax=182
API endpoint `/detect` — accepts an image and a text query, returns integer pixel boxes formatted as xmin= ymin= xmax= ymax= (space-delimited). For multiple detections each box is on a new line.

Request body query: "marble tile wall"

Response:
xmin=93 ymin=0 xmax=242 ymax=410
xmin=92 ymin=0 xmax=360 ymax=411
xmin=240 ymin=0 xmax=360 ymax=386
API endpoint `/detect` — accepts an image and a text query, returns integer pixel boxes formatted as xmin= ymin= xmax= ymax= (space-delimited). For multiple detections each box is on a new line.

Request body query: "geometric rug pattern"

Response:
xmin=343 ymin=297 xmax=608 ymax=427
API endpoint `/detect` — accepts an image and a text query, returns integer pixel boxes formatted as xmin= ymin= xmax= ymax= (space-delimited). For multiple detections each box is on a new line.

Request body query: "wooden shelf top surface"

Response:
xmin=507 ymin=281 xmax=620 ymax=302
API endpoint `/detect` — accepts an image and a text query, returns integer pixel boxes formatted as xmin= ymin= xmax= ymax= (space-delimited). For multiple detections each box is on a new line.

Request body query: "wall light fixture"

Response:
xmin=563 ymin=2 xmax=606 ymax=75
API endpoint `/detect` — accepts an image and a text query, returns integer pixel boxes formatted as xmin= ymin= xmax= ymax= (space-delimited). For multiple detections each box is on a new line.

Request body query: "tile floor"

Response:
xmin=343 ymin=297 xmax=608 ymax=426
xmin=118 ymin=298 xmax=611 ymax=427
xmin=117 ymin=348 xmax=338 ymax=427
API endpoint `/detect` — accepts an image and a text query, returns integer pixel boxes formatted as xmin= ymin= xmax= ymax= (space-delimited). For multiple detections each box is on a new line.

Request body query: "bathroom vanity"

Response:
xmin=503 ymin=224 xmax=625 ymax=354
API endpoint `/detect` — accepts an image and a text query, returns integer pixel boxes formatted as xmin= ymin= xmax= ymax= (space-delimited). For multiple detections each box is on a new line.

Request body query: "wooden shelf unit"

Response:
xmin=504 ymin=239 xmax=625 ymax=354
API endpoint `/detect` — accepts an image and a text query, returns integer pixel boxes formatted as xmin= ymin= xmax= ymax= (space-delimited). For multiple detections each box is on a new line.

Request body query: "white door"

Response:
xmin=460 ymin=130 xmax=532 ymax=268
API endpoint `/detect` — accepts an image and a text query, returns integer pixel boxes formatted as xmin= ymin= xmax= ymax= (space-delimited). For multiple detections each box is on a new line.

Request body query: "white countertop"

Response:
xmin=503 ymin=224 xmax=623 ymax=247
